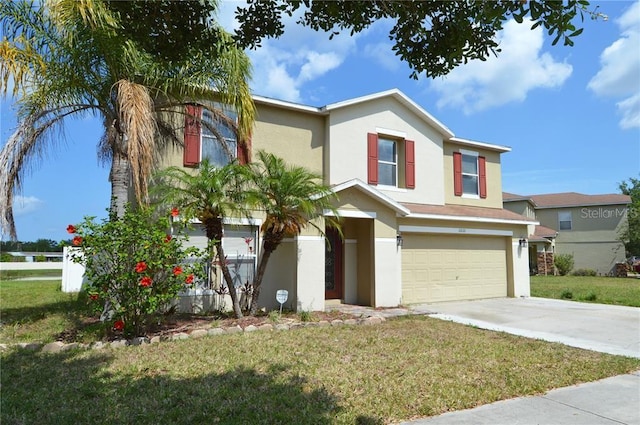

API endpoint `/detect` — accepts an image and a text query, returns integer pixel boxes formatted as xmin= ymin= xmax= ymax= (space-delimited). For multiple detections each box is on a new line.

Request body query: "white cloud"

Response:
xmin=13 ymin=195 xmax=44 ymax=216
xmin=217 ymin=2 xmax=358 ymax=102
xmin=362 ymin=41 xmax=400 ymax=72
xmin=429 ymin=19 xmax=572 ymax=114
xmin=587 ymin=1 xmax=640 ymax=129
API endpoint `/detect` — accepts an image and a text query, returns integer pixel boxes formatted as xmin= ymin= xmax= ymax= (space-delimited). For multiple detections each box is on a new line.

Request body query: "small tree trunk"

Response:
xmin=216 ymin=241 xmax=243 ymax=318
xmin=249 ymin=247 xmax=275 ymax=316
xmin=110 ymin=150 xmax=130 ymax=218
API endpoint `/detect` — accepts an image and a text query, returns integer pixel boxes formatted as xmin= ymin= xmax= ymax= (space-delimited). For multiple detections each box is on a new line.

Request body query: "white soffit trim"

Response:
xmin=325 ymin=209 xmax=377 ymax=219
xmin=187 ymin=217 xmax=262 ymax=226
xmin=296 ymin=235 xmax=325 ymax=241
xmin=407 ymin=213 xmax=537 ymax=226
xmin=448 ymin=137 xmax=511 ymax=153
xmin=376 ymin=127 xmax=407 ymax=139
xmin=399 ymin=225 xmax=513 ymax=237
xmin=252 ymin=94 xmax=322 ymax=114
xmin=332 ymin=179 xmax=410 ymax=216
xmin=375 ymin=237 xmax=398 ymax=243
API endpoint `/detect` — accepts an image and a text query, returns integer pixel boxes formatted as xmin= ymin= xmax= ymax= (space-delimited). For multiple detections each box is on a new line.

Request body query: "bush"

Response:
xmin=554 ymin=254 xmax=574 ymax=276
xmin=0 ymin=253 xmax=23 ymax=262
xmin=560 ymin=289 xmax=573 ymax=299
xmin=68 ymin=206 xmax=204 ymax=337
xmin=582 ymin=291 xmax=597 ymax=301
xmin=34 ymin=255 xmax=46 ymax=262
xmin=573 ymin=268 xmax=597 ymax=276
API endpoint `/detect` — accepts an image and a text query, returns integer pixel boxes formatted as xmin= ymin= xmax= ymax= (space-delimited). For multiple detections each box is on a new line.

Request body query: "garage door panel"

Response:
xmin=402 ymin=235 xmax=507 ymax=304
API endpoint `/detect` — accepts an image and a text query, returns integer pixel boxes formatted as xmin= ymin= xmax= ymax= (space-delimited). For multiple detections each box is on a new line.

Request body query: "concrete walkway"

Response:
xmin=326 ymin=298 xmax=640 ymax=424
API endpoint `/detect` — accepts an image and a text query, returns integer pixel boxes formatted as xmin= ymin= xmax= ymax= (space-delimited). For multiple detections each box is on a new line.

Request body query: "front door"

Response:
xmin=324 ymin=227 xmax=343 ymax=299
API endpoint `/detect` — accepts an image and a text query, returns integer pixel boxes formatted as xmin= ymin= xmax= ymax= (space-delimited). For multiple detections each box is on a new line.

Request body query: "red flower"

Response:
xmin=89 ymin=294 xmax=98 ymax=301
xmin=72 ymin=236 xmax=83 ymax=246
xmin=244 ymin=237 xmax=253 ymax=245
xmin=185 ymin=274 xmax=194 ymax=284
xmin=173 ymin=266 xmax=183 ymax=276
xmin=171 ymin=207 xmax=179 ymax=217
xmin=140 ymin=276 xmax=153 ymax=287
xmin=135 ymin=261 xmax=147 ymax=273
xmin=164 ymin=234 xmax=172 ymax=243
xmin=66 ymin=224 xmax=76 ymax=234
xmin=113 ymin=320 xmax=125 ymax=331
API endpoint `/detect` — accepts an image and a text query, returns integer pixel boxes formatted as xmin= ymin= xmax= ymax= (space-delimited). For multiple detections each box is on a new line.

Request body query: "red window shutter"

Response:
xmin=405 ymin=140 xmax=415 ymax=189
xmin=367 ymin=133 xmax=378 ymax=185
xmin=453 ymin=151 xmax=463 ymax=196
xmin=183 ymin=104 xmax=202 ymax=167
xmin=479 ymin=156 xmax=487 ymax=199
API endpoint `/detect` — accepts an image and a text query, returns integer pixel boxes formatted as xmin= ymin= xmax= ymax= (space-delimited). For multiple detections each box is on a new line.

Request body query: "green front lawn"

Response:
xmin=2 ymin=317 xmax=639 ymax=425
xmin=531 ymin=275 xmax=640 ymax=307
xmin=0 ymin=280 xmax=101 ymax=344
xmin=1 ymin=279 xmax=640 ymax=424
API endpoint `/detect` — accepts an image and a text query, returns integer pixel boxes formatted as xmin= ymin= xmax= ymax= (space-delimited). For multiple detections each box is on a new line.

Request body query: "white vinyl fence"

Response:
xmin=0 ymin=262 xmax=63 ymax=270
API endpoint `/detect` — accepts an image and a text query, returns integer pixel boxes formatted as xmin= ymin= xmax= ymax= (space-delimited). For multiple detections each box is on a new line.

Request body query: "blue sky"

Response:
xmin=1 ymin=0 xmax=639 ymax=243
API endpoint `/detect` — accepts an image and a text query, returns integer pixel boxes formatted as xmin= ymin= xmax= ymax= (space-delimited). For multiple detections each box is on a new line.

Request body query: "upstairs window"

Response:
xmin=367 ymin=133 xmax=415 ymax=189
xmin=378 ymin=137 xmax=397 ymax=186
xmin=558 ymin=211 xmax=572 ymax=230
xmin=184 ymin=104 xmax=239 ymax=167
xmin=453 ymin=150 xmax=486 ymax=198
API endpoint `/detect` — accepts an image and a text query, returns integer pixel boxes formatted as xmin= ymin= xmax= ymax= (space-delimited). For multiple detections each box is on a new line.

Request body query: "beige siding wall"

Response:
xmin=443 ymin=142 xmax=503 ymax=209
xmin=327 ymin=97 xmax=446 ymax=205
xmin=536 ymin=205 xmax=628 ymax=274
xmin=504 ymin=200 xmax=537 ymax=219
xmin=333 ymin=188 xmax=398 ymax=238
xmin=252 ymin=103 xmax=325 ymax=175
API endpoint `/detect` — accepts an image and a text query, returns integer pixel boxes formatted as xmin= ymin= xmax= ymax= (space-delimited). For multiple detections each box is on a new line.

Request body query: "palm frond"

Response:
xmin=114 ymin=79 xmax=157 ymax=204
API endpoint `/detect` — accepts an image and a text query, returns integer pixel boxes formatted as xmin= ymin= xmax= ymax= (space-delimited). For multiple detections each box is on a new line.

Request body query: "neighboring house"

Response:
xmin=503 ymin=192 xmax=631 ymax=275
xmin=4 ymin=251 xmax=64 ymax=262
xmin=159 ymin=89 xmax=536 ymax=312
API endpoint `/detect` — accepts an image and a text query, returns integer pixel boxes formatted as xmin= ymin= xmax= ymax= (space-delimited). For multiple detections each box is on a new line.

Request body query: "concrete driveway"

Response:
xmin=411 ymin=297 xmax=640 ymax=358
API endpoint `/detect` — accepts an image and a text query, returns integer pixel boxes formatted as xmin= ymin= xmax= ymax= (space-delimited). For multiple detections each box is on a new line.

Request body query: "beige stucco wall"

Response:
xmin=504 ymin=200 xmax=537 ymax=219
xmin=535 ymin=205 xmax=628 ymax=274
xmin=252 ymin=102 xmax=325 ymax=175
xmin=326 ymin=97 xmax=446 ymax=205
xmin=333 ymin=187 xmax=398 ymax=238
xmin=443 ymin=142 xmax=503 ymax=209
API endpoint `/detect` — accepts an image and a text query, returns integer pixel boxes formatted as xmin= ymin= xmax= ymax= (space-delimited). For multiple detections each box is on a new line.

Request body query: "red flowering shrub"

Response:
xmin=67 ymin=224 xmax=77 ymax=234
xmin=139 ymin=276 xmax=153 ymax=287
xmin=135 ymin=261 xmax=148 ymax=273
xmin=67 ymin=206 xmax=204 ymax=337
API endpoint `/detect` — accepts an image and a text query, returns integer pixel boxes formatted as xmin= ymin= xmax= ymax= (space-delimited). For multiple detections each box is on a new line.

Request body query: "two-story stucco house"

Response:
xmin=503 ymin=192 xmax=631 ymax=275
xmin=162 ymin=89 xmax=536 ymax=312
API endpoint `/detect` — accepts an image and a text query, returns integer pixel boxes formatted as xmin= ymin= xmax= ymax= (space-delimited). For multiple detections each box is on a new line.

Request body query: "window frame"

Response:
xmin=558 ymin=211 xmax=573 ymax=231
xmin=367 ymin=132 xmax=415 ymax=189
xmin=377 ymin=136 xmax=398 ymax=187
xmin=453 ymin=149 xmax=487 ymax=199
xmin=460 ymin=149 xmax=480 ymax=198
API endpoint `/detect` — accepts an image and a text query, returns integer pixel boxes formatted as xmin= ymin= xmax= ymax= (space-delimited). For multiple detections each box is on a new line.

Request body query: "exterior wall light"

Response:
xmin=397 ymin=233 xmax=404 ymax=247
xmin=519 ymin=238 xmax=528 ymax=248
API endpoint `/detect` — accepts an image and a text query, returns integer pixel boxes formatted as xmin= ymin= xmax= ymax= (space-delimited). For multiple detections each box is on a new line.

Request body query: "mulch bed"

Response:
xmin=55 ymin=310 xmax=358 ymax=343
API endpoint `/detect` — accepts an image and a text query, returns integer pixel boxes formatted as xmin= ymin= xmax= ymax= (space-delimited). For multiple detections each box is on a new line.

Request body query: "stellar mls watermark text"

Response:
xmin=581 ymin=207 xmax=637 ymax=219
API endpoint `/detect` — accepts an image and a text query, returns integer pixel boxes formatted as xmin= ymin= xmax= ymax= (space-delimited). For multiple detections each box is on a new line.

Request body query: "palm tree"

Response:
xmin=0 ymin=0 xmax=255 ymax=239
xmin=246 ymin=151 xmax=341 ymax=316
xmin=151 ymin=160 xmax=249 ymax=319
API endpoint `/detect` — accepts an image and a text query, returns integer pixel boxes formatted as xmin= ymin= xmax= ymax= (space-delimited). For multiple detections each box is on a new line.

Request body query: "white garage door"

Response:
xmin=402 ymin=234 xmax=507 ymax=304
